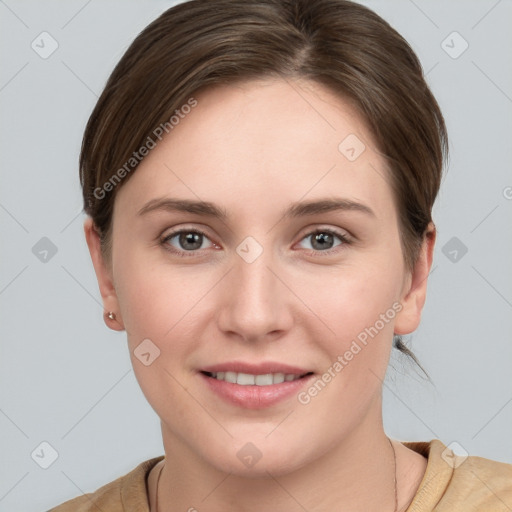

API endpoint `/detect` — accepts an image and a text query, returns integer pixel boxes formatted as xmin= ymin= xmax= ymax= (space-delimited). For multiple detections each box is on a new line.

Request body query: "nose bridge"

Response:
xmin=218 ymin=235 xmax=289 ymax=339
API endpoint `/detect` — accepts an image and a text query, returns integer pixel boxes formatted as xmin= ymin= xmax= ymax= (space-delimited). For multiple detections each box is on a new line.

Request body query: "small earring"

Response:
xmin=107 ymin=311 xmax=116 ymax=321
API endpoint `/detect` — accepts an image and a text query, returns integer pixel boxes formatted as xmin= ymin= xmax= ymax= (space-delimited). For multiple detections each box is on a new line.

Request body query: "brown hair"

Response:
xmin=80 ymin=0 xmax=448 ymax=376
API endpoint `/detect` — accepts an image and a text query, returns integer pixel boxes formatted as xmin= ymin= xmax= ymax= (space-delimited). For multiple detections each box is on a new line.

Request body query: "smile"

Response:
xmin=202 ymin=371 xmax=312 ymax=385
xmin=199 ymin=370 xmax=315 ymax=409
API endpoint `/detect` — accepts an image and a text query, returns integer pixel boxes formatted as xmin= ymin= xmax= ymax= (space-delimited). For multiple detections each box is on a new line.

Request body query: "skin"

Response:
xmin=85 ymin=78 xmax=434 ymax=512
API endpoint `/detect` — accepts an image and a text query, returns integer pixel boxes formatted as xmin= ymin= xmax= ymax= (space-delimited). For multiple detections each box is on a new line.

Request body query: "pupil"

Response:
xmin=180 ymin=232 xmax=202 ymax=250
xmin=313 ymin=233 xmax=332 ymax=250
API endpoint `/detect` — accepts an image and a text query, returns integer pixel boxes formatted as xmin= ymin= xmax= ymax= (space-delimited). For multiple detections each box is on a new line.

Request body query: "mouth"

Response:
xmin=197 ymin=363 xmax=316 ymax=409
xmin=200 ymin=370 xmax=314 ymax=386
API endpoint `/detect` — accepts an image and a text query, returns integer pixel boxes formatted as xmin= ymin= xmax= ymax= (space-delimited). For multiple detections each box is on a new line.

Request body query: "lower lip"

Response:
xmin=199 ymin=372 xmax=315 ymax=409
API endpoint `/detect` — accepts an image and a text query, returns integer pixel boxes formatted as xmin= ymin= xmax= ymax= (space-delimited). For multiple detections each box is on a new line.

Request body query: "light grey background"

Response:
xmin=0 ymin=0 xmax=511 ymax=510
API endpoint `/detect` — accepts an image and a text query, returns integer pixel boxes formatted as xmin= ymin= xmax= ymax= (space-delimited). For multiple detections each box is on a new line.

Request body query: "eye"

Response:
xmin=297 ymin=228 xmax=351 ymax=255
xmin=160 ymin=228 xmax=216 ymax=257
xmin=160 ymin=226 xmax=351 ymax=258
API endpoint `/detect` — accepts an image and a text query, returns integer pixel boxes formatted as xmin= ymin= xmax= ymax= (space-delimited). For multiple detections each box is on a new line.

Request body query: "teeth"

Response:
xmin=224 ymin=371 xmax=237 ymax=384
xmin=237 ymin=372 xmax=255 ymax=385
xmin=273 ymin=373 xmax=285 ymax=384
xmin=209 ymin=371 xmax=304 ymax=385
xmin=255 ymin=374 xmax=273 ymax=385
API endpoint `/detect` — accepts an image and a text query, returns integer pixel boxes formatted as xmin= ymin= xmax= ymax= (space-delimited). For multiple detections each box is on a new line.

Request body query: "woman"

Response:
xmin=49 ymin=0 xmax=512 ymax=510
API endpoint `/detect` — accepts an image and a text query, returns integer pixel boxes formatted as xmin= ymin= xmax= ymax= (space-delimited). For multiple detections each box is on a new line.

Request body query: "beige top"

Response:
xmin=48 ymin=439 xmax=512 ymax=511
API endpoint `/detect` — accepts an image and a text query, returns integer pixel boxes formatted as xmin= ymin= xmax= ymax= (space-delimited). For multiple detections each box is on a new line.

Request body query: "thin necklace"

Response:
xmin=154 ymin=438 xmax=398 ymax=512
xmin=388 ymin=436 xmax=398 ymax=512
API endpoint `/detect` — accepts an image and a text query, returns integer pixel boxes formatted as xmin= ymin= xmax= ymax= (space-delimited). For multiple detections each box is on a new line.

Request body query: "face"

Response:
xmin=86 ymin=78 xmax=434 ymax=477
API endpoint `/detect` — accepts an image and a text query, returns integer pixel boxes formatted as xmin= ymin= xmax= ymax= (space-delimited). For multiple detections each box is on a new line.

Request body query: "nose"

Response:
xmin=216 ymin=244 xmax=293 ymax=343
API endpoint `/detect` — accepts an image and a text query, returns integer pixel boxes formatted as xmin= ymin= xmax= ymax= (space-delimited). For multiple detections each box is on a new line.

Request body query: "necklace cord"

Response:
xmin=388 ymin=436 xmax=398 ymax=512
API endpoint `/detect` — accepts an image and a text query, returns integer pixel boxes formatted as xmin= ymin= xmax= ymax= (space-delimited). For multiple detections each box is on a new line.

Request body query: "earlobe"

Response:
xmin=394 ymin=223 xmax=436 ymax=336
xmin=83 ymin=218 xmax=125 ymax=331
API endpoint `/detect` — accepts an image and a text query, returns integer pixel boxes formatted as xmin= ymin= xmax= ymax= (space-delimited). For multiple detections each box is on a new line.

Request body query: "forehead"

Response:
xmin=114 ymin=78 xmax=396 ymax=225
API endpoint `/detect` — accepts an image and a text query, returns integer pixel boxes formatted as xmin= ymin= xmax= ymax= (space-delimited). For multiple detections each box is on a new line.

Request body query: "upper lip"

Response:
xmin=200 ymin=361 xmax=313 ymax=376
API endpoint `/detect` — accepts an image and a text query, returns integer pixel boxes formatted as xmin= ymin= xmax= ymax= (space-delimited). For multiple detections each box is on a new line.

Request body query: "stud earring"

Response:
xmin=106 ymin=311 xmax=116 ymax=321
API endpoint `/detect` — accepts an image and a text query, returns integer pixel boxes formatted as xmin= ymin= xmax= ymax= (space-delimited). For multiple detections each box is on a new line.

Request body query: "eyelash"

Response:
xmin=159 ymin=227 xmax=351 ymax=258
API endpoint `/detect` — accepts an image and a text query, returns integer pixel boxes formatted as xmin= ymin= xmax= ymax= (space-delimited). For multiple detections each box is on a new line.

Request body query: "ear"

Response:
xmin=394 ymin=222 xmax=436 ymax=335
xmin=84 ymin=217 xmax=125 ymax=331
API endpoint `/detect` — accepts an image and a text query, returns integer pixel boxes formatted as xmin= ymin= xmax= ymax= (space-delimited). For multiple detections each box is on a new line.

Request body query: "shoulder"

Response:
xmin=48 ymin=478 xmax=121 ymax=512
xmin=48 ymin=456 xmax=164 ymax=512
xmin=449 ymin=448 xmax=512 ymax=509
xmin=402 ymin=439 xmax=512 ymax=511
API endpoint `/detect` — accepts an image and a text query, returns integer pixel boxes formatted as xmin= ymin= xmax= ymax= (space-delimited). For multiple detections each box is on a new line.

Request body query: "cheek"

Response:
xmin=299 ymin=260 xmax=402 ymax=340
xmin=293 ymin=267 xmax=401 ymax=426
xmin=297 ymin=257 xmax=403 ymax=393
xmin=114 ymin=247 xmax=215 ymax=355
xmin=113 ymin=253 xmax=208 ymax=419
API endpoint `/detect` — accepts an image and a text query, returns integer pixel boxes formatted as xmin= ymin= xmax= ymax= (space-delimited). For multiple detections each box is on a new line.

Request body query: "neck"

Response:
xmin=154 ymin=408 xmax=400 ymax=512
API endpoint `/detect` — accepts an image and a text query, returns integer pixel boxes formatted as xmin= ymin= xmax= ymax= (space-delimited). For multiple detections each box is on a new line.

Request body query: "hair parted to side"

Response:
xmin=80 ymin=0 xmax=448 ymax=378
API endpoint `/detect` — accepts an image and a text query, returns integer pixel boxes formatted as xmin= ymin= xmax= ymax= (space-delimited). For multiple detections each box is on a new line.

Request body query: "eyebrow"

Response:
xmin=137 ymin=197 xmax=376 ymax=220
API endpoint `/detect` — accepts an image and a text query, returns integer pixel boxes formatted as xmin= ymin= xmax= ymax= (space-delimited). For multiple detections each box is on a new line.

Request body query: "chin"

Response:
xmin=198 ymin=436 xmax=314 ymax=478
